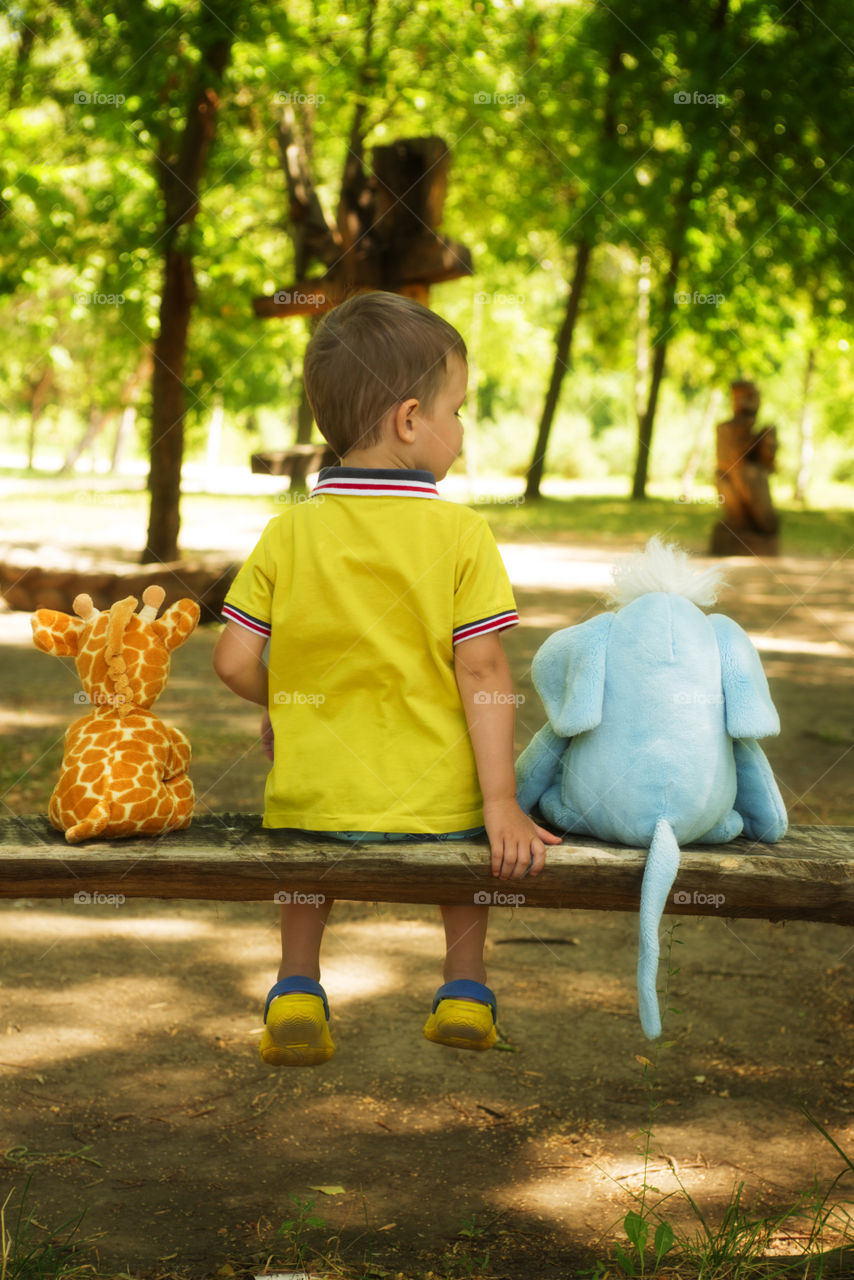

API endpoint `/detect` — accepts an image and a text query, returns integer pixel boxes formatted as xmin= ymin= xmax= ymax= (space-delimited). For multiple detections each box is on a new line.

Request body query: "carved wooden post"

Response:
xmin=710 ymin=381 xmax=781 ymax=556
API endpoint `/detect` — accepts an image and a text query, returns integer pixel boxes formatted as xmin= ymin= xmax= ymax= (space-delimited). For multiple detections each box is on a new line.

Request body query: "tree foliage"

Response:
xmin=2 ymin=0 xmax=853 ymax=552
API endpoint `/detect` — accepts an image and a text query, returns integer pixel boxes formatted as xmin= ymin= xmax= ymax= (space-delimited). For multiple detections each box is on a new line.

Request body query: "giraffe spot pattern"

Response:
xmin=34 ymin=592 xmax=200 ymax=843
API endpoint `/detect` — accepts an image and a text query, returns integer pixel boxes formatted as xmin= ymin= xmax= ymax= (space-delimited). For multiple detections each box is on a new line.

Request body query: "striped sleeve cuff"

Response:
xmin=452 ymin=609 xmax=519 ymax=646
xmin=222 ymin=603 xmax=272 ymax=637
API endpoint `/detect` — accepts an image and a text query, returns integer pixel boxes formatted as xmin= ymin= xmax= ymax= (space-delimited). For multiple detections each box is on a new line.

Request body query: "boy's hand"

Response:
xmin=261 ymin=710 xmax=274 ymax=761
xmin=482 ymin=796 xmax=562 ymax=880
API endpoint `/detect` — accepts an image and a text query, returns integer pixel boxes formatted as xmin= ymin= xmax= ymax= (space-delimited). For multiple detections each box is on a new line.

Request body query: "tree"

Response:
xmin=523 ymin=24 xmax=628 ymax=500
xmin=143 ymin=4 xmax=240 ymax=562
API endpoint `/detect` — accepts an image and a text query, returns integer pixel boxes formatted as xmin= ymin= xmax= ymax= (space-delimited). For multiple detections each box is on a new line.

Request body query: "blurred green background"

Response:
xmin=3 ymin=0 xmax=854 ymax=554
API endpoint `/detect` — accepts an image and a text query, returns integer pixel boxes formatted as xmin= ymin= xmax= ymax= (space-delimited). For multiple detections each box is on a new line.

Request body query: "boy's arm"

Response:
xmin=213 ymin=620 xmax=268 ymax=707
xmin=454 ymin=631 xmax=561 ymax=880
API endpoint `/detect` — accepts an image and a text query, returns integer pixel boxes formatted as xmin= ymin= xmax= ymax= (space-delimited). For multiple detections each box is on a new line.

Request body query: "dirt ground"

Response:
xmin=1 ymin=539 xmax=853 ymax=1278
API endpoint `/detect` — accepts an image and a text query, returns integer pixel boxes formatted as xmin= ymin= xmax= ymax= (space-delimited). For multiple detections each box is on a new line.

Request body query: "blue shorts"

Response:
xmin=274 ymin=826 xmax=486 ymax=844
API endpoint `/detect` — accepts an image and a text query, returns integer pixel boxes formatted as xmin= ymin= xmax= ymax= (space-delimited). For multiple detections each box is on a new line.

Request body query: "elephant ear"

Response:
xmin=709 ymin=613 xmax=780 ymax=740
xmin=531 ymin=613 xmax=613 ymax=737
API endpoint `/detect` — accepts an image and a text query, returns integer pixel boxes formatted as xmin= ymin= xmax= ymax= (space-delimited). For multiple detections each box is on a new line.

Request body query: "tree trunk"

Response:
xmin=680 ymin=387 xmax=722 ymax=493
xmin=524 ymin=239 xmax=593 ymax=500
xmin=145 ymin=251 xmax=196 ymax=560
xmin=631 ymin=0 xmax=728 ymax=501
xmin=334 ymin=3 xmax=376 ymax=296
xmin=60 ymin=407 xmax=115 ymax=474
xmin=634 ymin=255 xmax=651 ymax=423
xmin=631 ymin=233 xmax=686 ymax=499
xmin=26 ymin=367 xmax=54 ymax=469
xmin=793 ymin=345 xmax=816 ymax=503
xmin=142 ymin=13 xmax=236 ymax=564
xmin=277 ymin=104 xmax=340 ymax=273
xmin=295 ymin=316 xmax=322 ymax=446
xmin=523 ymin=39 xmax=622 ymax=502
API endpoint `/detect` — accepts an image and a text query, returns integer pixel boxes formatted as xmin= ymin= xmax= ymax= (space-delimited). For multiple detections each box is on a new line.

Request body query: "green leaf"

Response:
xmin=613 ymin=1241 xmax=636 ymax=1276
xmin=623 ymin=1209 xmax=648 ymax=1252
xmin=654 ymin=1219 xmax=675 ymax=1262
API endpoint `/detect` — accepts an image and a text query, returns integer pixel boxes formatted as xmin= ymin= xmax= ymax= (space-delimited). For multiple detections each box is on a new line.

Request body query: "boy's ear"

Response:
xmin=391 ymin=397 xmax=420 ymax=443
xmin=31 ymin=610 xmax=84 ymax=656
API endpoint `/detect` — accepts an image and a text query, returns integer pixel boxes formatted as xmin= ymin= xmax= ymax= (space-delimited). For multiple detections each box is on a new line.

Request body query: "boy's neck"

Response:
xmin=340 ymin=445 xmax=422 ymax=472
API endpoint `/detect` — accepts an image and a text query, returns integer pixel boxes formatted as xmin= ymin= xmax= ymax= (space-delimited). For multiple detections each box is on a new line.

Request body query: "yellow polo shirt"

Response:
xmin=222 ymin=466 xmax=519 ymax=831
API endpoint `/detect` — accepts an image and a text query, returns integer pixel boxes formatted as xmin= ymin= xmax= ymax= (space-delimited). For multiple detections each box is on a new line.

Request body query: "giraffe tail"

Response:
xmin=65 ymin=800 xmax=112 ymax=845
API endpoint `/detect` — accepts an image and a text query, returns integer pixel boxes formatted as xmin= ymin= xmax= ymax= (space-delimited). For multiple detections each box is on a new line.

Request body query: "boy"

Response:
xmin=213 ymin=291 xmax=559 ymax=1067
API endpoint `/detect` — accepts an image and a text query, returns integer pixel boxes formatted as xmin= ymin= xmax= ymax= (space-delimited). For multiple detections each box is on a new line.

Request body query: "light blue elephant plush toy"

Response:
xmin=516 ymin=537 xmax=787 ymax=1038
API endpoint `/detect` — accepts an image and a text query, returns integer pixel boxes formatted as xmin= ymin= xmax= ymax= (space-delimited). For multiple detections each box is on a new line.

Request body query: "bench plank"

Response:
xmin=0 ymin=816 xmax=852 ymax=925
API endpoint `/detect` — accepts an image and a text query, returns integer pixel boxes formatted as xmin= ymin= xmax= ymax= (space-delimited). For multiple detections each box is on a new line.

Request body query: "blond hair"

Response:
xmin=303 ymin=291 xmax=467 ymax=457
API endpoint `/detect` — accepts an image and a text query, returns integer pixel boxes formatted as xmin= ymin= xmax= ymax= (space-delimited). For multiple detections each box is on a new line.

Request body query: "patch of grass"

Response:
xmin=437 ymin=1214 xmax=493 ymax=1278
xmin=273 ymin=1194 xmax=328 ymax=1273
xmin=3 ymin=472 xmax=854 ymax=560
xmin=474 ymin=491 xmax=854 ymax=560
xmin=0 ymin=1176 xmax=94 ymax=1280
xmin=254 ymin=1197 xmax=503 ymax=1280
xmin=593 ymin=923 xmax=854 ymax=1279
xmin=474 ymin=492 xmax=711 ymax=549
xmin=0 ymin=740 xmax=64 ymax=814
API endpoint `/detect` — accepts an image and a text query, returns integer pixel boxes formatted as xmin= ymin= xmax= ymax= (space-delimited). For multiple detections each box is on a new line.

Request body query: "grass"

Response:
xmin=585 ymin=924 xmax=854 ymax=1280
xmin=0 ymin=732 xmax=64 ymax=812
xmin=3 ymin=1134 xmax=852 ymax=1280
xmin=2 ymin=469 xmax=854 ymax=560
xmin=473 ymin=491 xmax=854 ymax=559
xmin=0 ymin=1176 xmax=93 ymax=1280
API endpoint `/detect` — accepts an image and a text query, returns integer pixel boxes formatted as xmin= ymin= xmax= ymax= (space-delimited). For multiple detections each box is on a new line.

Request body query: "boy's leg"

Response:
xmin=425 ymin=903 xmax=496 ymax=1050
xmin=440 ymin=902 xmax=488 ymax=985
xmin=278 ymin=898 xmax=335 ymax=981
xmin=261 ymin=899 xmax=336 ymax=1067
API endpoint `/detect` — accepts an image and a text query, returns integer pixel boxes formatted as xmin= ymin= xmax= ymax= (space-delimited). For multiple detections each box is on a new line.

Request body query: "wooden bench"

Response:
xmin=250 ymin=444 xmax=336 ymax=483
xmin=1 ymin=816 xmax=852 ymax=926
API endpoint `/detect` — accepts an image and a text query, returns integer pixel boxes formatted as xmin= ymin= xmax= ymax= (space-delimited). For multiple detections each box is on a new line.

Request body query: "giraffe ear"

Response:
xmin=31 ymin=610 xmax=84 ymax=657
xmin=153 ymin=599 xmax=200 ymax=652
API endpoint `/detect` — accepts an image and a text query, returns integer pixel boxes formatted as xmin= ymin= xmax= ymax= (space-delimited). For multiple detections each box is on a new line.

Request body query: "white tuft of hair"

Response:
xmin=607 ymin=535 xmax=724 ymax=609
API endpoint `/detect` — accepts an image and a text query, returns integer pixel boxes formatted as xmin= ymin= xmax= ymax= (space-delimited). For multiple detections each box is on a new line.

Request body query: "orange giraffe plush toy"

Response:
xmin=31 ymin=586 xmax=200 ymax=843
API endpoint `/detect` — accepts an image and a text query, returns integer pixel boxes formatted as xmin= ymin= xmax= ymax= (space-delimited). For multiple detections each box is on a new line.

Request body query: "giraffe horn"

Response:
xmin=139 ymin=584 xmax=166 ymax=623
xmin=73 ymin=593 xmax=98 ymax=621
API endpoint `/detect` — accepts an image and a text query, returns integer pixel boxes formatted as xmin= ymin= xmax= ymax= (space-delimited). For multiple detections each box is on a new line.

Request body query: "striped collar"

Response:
xmin=312 ymin=466 xmax=440 ymax=499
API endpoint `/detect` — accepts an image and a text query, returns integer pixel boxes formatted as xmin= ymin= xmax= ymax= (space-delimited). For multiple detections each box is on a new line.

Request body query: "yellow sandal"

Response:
xmin=260 ymin=976 xmax=335 ymax=1067
xmin=423 ymin=980 xmax=498 ymax=1051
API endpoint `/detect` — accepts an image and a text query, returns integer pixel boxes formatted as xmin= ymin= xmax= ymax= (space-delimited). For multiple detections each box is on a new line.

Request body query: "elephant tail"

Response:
xmin=637 ymin=818 xmax=682 ymax=1039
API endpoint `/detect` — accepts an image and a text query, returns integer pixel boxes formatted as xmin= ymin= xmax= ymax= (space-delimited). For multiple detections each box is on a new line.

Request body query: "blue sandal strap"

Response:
xmin=432 ymin=980 xmax=497 ymax=1019
xmin=264 ymin=975 xmax=329 ymax=1023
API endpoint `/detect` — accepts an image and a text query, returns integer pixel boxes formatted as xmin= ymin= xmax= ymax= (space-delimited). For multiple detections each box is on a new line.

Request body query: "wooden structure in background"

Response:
xmin=0 ymin=557 xmax=236 ymax=623
xmin=250 ymin=443 xmax=336 ymax=483
xmin=710 ymin=381 xmax=781 ymax=556
xmin=253 ymin=134 xmax=472 ymax=319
